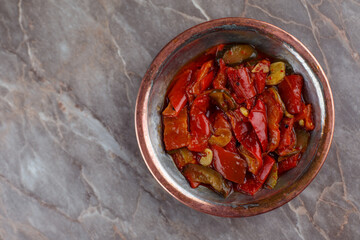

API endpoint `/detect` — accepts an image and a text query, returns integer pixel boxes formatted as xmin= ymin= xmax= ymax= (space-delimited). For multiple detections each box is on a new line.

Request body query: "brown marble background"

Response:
xmin=0 ymin=0 xmax=359 ymax=239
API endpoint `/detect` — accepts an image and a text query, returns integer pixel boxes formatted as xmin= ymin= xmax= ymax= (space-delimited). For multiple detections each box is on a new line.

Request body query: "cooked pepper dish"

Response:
xmin=162 ymin=44 xmax=315 ymax=197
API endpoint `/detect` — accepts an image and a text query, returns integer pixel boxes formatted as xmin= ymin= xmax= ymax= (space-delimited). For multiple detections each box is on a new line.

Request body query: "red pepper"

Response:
xmin=234 ymin=174 xmax=262 ymax=195
xmin=245 ymin=97 xmax=256 ymax=110
xmin=240 ymin=129 xmax=263 ymax=175
xmin=235 ymin=155 xmax=275 ymax=195
xmin=205 ymin=44 xmax=225 ymax=56
xmin=226 ymin=108 xmax=263 ymax=173
xmin=163 ymin=107 xmax=190 ymax=151
xmin=295 ymin=103 xmax=315 ymax=131
xmin=227 ymin=109 xmax=251 ymax=142
xmin=212 ymin=145 xmax=247 ymax=184
xmin=227 ymin=67 xmax=257 ymax=99
xmin=189 ymin=94 xmax=210 ymax=116
xmin=188 ymin=114 xmax=211 ymax=152
xmin=278 ymin=153 xmax=301 ymax=174
xmin=260 ymin=90 xmax=283 ymax=152
xmin=278 ymin=74 xmax=304 ymax=114
xmin=256 ymin=155 xmax=275 ymax=184
xmin=248 ymin=99 xmax=268 ymax=151
xmin=277 ymin=117 xmax=296 ymax=156
xmin=231 ymin=92 xmax=245 ymax=105
xmin=188 ymin=94 xmax=212 ymax=152
xmin=212 ymin=111 xmax=232 ymax=130
xmin=166 ymin=70 xmax=192 ymax=116
xmin=224 ymin=137 xmax=238 ymax=153
xmin=192 ymin=71 xmax=215 ymax=95
xmin=191 ymin=60 xmax=214 ymax=95
xmin=252 ymin=60 xmax=270 ymax=94
xmin=213 ymin=59 xmax=227 ymax=89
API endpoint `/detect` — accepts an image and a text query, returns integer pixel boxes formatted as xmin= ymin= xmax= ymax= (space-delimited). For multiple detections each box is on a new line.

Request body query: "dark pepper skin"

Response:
xmin=182 ymin=164 xmax=232 ymax=197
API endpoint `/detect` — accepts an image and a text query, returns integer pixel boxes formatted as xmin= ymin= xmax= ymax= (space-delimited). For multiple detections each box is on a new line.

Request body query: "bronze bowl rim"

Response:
xmin=135 ymin=17 xmax=335 ymax=217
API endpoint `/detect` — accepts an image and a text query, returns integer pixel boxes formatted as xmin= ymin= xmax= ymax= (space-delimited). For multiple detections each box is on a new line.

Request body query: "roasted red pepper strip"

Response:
xmin=278 ymin=74 xmax=304 ymax=114
xmin=231 ymin=92 xmax=246 ymax=105
xmin=277 ymin=117 xmax=296 ymax=156
xmin=256 ymin=155 xmax=275 ymax=184
xmin=235 ymin=155 xmax=275 ymax=195
xmin=213 ymin=59 xmax=227 ymax=89
xmin=224 ymin=137 xmax=238 ymax=153
xmin=227 ymin=108 xmax=263 ymax=174
xmin=248 ymin=99 xmax=268 ymax=151
xmin=191 ymin=60 xmax=214 ymax=95
xmin=205 ymin=44 xmax=225 ymax=56
xmin=188 ymin=94 xmax=211 ymax=152
xmin=227 ymin=67 xmax=257 ymax=99
xmin=227 ymin=109 xmax=251 ymax=142
xmin=278 ymin=153 xmax=301 ymax=175
xmin=212 ymin=145 xmax=247 ymax=184
xmin=163 ymin=107 xmax=190 ymax=151
xmin=213 ymin=111 xmax=231 ymax=130
xmin=192 ymin=71 xmax=215 ymax=95
xmin=166 ymin=70 xmax=192 ymax=116
xmin=234 ymin=174 xmax=262 ymax=196
xmin=295 ymin=103 xmax=315 ymax=131
xmin=190 ymin=93 xmax=210 ymax=116
xmin=245 ymin=97 xmax=256 ymax=110
xmin=188 ymin=114 xmax=211 ymax=152
xmin=252 ymin=60 xmax=270 ymax=94
xmin=240 ymin=129 xmax=263 ymax=175
xmin=260 ymin=90 xmax=283 ymax=152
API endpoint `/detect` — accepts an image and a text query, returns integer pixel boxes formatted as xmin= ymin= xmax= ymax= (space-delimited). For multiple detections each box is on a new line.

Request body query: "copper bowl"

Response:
xmin=135 ymin=18 xmax=334 ymax=217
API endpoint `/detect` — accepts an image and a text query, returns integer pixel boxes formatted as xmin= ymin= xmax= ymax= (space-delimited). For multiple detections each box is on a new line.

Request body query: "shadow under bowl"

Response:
xmin=135 ymin=18 xmax=335 ymax=217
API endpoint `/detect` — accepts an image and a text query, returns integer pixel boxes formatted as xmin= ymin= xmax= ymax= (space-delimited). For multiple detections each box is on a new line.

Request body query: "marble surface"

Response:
xmin=0 ymin=0 xmax=359 ymax=239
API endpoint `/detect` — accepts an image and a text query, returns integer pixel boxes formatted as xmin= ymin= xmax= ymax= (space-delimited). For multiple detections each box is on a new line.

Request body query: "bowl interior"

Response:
xmin=145 ymin=26 xmax=326 ymax=209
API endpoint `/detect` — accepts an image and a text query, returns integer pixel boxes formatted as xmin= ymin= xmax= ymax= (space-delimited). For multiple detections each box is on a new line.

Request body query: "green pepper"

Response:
xmin=222 ymin=45 xmax=257 ymax=65
xmin=209 ymin=89 xmax=238 ymax=112
xmin=182 ymin=164 xmax=232 ymax=197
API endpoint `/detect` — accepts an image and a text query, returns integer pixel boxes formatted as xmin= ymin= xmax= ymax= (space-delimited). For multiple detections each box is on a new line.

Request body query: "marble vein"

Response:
xmin=191 ymin=0 xmax=210 ymax=21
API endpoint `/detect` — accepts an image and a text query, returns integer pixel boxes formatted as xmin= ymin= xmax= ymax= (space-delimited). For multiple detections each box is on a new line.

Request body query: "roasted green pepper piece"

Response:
xmin=222 ymin=45 xmax=257 ymax=65
xmin=209 ymin=89 xmax=237 ymax=112
xmin=182 ymin=164 xmax=232 ymax=197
